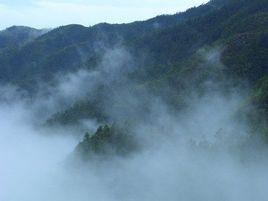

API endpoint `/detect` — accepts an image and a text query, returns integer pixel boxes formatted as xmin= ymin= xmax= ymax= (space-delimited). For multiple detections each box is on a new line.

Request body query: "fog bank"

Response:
xmin=1 ymin=47 xmax=268 ymax=201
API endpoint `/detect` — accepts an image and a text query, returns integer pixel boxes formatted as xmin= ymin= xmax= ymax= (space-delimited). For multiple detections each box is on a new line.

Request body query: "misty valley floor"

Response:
xmin=1 ymin=91 xmax=268 ymax=201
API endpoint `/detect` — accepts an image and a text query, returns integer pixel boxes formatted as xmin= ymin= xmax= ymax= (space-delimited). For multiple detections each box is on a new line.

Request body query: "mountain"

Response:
xmin=0 ymin=0 xmax=267 ymax=88
xmin=47 ymin=0 xmax=267 ymax=125
xmin=0 ymin=0 xmax=267 ymax=142
xmin=0 ymin=26 xmax=48 ymax=50
xmin=0 ymin=2 xmax=219 ymax=90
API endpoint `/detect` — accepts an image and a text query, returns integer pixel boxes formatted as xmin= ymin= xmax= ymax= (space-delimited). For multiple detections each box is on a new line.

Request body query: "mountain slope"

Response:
xmin=46 ymin=0 xmax=268 ymax=132
xmin=0 ymin=26 xmax=48 ymax=50
xmin=0 ymin=2 xmax=219 ymax=90
xmin=0 ymin=0 xmax=267 ymax=141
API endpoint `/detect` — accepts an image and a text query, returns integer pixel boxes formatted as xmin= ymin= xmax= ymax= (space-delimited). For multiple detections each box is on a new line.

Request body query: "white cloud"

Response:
xmin=0 ymin=0 xmax=209 ymax=30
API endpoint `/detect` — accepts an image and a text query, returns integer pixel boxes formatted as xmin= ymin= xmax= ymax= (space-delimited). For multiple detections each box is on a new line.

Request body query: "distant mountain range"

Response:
xmin=0 ymin=26 xmax=49 ymax=50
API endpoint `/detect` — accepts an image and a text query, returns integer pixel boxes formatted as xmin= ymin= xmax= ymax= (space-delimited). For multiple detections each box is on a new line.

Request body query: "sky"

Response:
xmin=0 ymin=0 xmax=209 ymax=30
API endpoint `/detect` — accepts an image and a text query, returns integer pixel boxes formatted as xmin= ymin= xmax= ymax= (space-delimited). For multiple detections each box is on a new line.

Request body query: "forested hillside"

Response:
xmin=2 ymin=0 xmax=268 ymax=200
xmin=44 ymin=0 xmax=268 ymax=143
xmin=0 ymin=0 xmax=267 ymax=154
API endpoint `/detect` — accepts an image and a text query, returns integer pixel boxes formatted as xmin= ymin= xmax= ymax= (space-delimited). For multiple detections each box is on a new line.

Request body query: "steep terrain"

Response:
xmin=0 ymin=26 xmax=48 ymax=50
xmin=0 ymin=0 xmax=267 ymax=153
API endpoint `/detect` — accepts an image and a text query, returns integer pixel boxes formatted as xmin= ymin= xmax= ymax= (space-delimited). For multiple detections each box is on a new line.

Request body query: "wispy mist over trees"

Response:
xmin=0 ymin=0 xmax=268 ymax=200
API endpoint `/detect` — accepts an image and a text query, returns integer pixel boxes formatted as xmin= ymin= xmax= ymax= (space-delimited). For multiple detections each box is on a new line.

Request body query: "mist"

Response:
xmin=1 ymin=46 xmax=268 ymax=201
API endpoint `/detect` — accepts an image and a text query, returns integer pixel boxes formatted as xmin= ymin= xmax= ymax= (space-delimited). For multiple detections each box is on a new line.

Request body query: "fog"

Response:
xmin=1 ymin=47 xmax=268 ymax=201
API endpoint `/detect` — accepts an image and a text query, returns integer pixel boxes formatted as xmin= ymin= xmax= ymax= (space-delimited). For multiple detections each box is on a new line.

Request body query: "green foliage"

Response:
xmin=1 ymin=0 xmax=268 ymax=142
xmin=47 ymin=99 xmax=107 ymax=126
xmin=222 ymin=31 xmax=268 ymax=83
xmin=0 ymin=26 xmax=46 ymax=50
xmin=46 ymin=0 xmax=268 ymax=131
xmin=247 ymin=76 xmax=268 ymax=142
xmin=75 ymin=124 xmax=139 ymax=158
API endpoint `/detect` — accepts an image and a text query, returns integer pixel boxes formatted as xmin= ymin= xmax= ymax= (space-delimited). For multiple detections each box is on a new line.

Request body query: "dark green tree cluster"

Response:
xmin=75 ymin=124 xmax=139 ymax=159
xmin=47 ymin=99 xmax=107 ymax=126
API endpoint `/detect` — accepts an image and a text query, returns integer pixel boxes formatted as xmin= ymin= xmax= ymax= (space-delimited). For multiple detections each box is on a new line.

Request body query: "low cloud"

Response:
xmin=0 ymin=42 xmax=267 ymax=201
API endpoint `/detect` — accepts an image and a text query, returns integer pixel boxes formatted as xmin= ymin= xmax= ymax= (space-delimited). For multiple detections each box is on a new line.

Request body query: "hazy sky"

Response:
xmin=0 ymin=0 xmax=209 ymax=30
